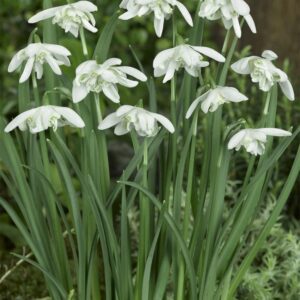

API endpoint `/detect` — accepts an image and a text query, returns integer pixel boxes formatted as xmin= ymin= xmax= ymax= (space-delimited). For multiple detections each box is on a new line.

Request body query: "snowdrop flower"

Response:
xmin=199 ymin=0 xmax=256 ymax=38
xmin=231 ymin=50 xmax=295 ymax=100
xmin=8 ymin=43 xmax=71 ymax=83
xmin=98 ymin=105 xmax=174 ymax=137
xmin=119 ymin=0 xmax=193 ymax=37
xmin=186 ymin=86 xmax=248 ymax=117
xmin=72 ymin=58 xmax=147 ymax=103
xmin=4 ymin=105 xmax=85 ymax=134
xmin=228 ymin=128 xmax=291 ymax=156
xmin=28 ymin=1 xmax=98 ymax=37
xmin=153 ymin=44 xmax=225 ymax=83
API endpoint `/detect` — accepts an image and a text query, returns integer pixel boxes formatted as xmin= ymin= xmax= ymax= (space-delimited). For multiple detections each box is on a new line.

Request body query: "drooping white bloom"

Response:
xmin=4 ymin=105 xmax=85 ymax=134
xmin=153 ymin=44 xmax=225 ymax=83
xmin=119 ymin=0 xmax=193 ymax=37
xmin=186 ymin=86 xmax=248 ymax=117
xmin=228 ymin=128 xmax=291 ymax=156
xmin=98 ymin=105 xmax=174 ymax=137
xmin=231 ymin=50 xmax=295 ymax=100
xmin=28 ymin=1 xmax=98 ymax=37
xmin=72 ymin=58 xmax=147 ymax=103
xmin=8 ymin=43 xmax=71 ymax=83
xmin=199 ymin=0 xmax=256 ymax=38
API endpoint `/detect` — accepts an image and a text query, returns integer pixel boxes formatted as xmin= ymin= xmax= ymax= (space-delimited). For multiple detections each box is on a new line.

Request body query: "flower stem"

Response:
xmin=135 ymin=138 xmax=149 ymax=300
xmin=79 ymin=26 xmax=89 ymax=58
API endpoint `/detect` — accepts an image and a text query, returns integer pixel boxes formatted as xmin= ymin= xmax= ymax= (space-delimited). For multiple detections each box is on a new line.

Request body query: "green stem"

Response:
xmin=80 ymin=26 xmax=89 ymax=58
xmin=135 ymin=138 xmax=149 ymax=300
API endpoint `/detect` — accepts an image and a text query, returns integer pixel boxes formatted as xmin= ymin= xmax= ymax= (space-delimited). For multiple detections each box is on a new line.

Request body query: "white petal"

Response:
xmin=154 ymin=16 xmax=165 ymax=38
xmin=102 ymin=58 xmax=122 ymax=68
xmin=185 ymin=90 xmax=211 ymax=118
xmin=82 ymin=19 xmax=98 ymax=33
xmin=175 ymin=1 xmax=193 ymax=26
xmin=153 ymin=48 xmax=175 ymax=68
xmin=232 ymin=16 xmax=241 ymax=38
xmin=98 ymin=112 xmax=121 ymax=130
xmin=73 ymin=1 xmax=98 ymax=12
xmin=4 ymin=108 xmax=37 ymax=132
xmin=231 ymin=0 xmax=250 ymax=15
xmin=231 ymin=57 xmax=254 ymax=74
xmin=114 ymin=122 xmax=130 ymax=135
xmin=28 ymin=6 xmax=62 ymax=23
xmin=279 ymin=80 xmax=295 ymax=101
xmin=258 ymin=128 xmax=292 ymax=137
xmin=116 ymin=105 xmax=135 ymax=117
xmin=219 ymin=87 xmax=248 ymax=102
xmin=43 ymin=44 xmax=71 ymax=57
xmin=19 ymin=57 xmax=35 ymax=83
xmin=119 ymin=10 xmax=138 ymax=20
xmin=191 ymin=46 xmax=225 ymax=62
xmin=72 ymin=83 xmax=89 ymax=103
xmin=152 ymin=113 xmax=175 ymax=133
xmin=45 ymin=55 xmax=62 ymax=75
xmin=117 ymin=66 xmax=147 ymax=81
xmin=228 ymin=130 xmax=246 ymax=150
xmin=261 ymin=50 xmax=278 ymax=61
xmin=53 ymin=106 xmax=85 ymax=128
xmin=102 ymin=85 xmax=120 ymax=103
xmin=8 ymin=52 xmax=25 ymax=72
xmin=163 ymin=62 xmax=176 ymax=83
xmin=244 ymin=14 xmax=256 ymax=34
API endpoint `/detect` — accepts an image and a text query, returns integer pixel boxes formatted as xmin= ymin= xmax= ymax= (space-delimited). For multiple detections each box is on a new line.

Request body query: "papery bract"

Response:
xmin=228 ymin=128 xmax=292 ymax=156
xmin=231 ymin=50 xmax=295 ymax=100
xmin=186 ymin=86 xmax=248 ymax=117
xmin=5 ymin=105 xmax=85 ymax=134
xmin=72 ymin=58 xmax=147 ymax=103
xmin=8 ymin=43 xmax=71 ymax=83
xmin=199 ymin=0 xmax=256 ymax=38
xmin=153 ymin=44 xmax=225 ymax=83
xmin=28 ymin=1 xmax=98 ymax=37
xmin=98 ymin=105 xmax=174 ymax=137
xmin=119 ymin=0 xmax=193 ymax=37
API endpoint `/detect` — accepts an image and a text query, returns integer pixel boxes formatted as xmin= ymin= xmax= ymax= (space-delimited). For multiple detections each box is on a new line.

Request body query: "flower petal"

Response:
xmin=72 ymin=83 xmax=89 ymax=103
xmin=219 ymin=87 xmax=248 ymax=102
xmin=232 ymin=16 xmax=241 ymax=38
xmin=153 ymin=48 xmax=175 ymax=68
xmin=73 ymin=1 xmax=98 ymax=12
xmin=8 ymin=52 xmax=25 ymax=72
xmin=116 ymin=105 xmax=134 ymax=117
xmin=19 ymin=56 xmax=35 ymax=83
xmin=4 ymin=108 xmax=37 ymax=133
xmin=231 ymin=0 xmax=250 ymax=15
xmin=185 ymin=90 xmax=211 ymax=118
xmin=45 ymin=55 xmax=62 ymax=75
xmin=114 ymin=122 xmax=130 ymax=135
xmin=53 ymin=106 xmax=85 ymax=128
xmin=261 ymin=50 xmax=278 ymax=61
xmin=102 ymin=84 xmax=120 ymax=103
xmin=244 ymin=14 xmax=256 ymax=34
xmin=228 ymin=130 xmax=246 ymax=150
xmin=279 ymin=80 xmax=295 ymax=101
xmin=117 ymin=66 xmax=147 ymax=81
xmin=231 ymin=57 xmax=254 ymax=74
xmin=258 ymin=128 xmax=292 ymax=137
xmin=98 ymin=112 xmax=121 ymax=130
xmin=175 ymin=1 xmax=193 ymax=26
xmin=152 ymin=113 xmax=175 ymax=133
xmin=191 ymin=46 xmax=225 ymax=62
xmin=28 ymin=6 xmax=62 ymax=23
xmin=154 ymin=16 xmax=165 ymax=38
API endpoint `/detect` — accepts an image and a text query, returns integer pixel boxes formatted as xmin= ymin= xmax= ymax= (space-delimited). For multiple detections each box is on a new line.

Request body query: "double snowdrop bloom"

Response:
xmin=199 ymin=0 xmax=256 ymax=38
xmin=8 ymin=43 xmax=71 ymax=83
xmin=119 ymin=0 xmax=193 ymax=37
xmin=98 ymin=105 xmax=175 ymax=137
xmin=231 ymin=50 xmax=295 ymax=100
xmin=186 ymin=86 xmax=248 ymax=117
xmin=153 ymin=44 xmax=225 ymax=83
xmin=4 ymin=105 xmax=85 ymax=134
xmin=72 ymin=58 xmax=147 ymax=103
xmin=228 ymin=128 xmax=291 ymax=156
xmin=28 ymin=1 xmax=98 ymax=37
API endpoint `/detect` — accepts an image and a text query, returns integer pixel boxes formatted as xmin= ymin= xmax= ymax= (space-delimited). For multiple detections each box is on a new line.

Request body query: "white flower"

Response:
xmin=4 ymin=105 xmax=85 ymax=134
xmin=72 ymin=58 xmax=147 ymax=103
xmin=199 ymin=0 xmax=256 ymax=38
xmin=8 ymin=43 xmax=71 ymax=83
xmin=98 ymin=105 xmax=175 ymax=137
xmin=153 ymin=44 xmax=225 ymax=83
xmin=119 ymin=0 xmax=193 ymax=37
xmin=186 ymin=86 xmax=248 ymax=117
xmin=228 ymin=128 xmax=291 ymax=156
xmin=28 ymin=1 xmax=98 ymax=37
xmin=231 ymin=50 xmax=295 ymax=100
